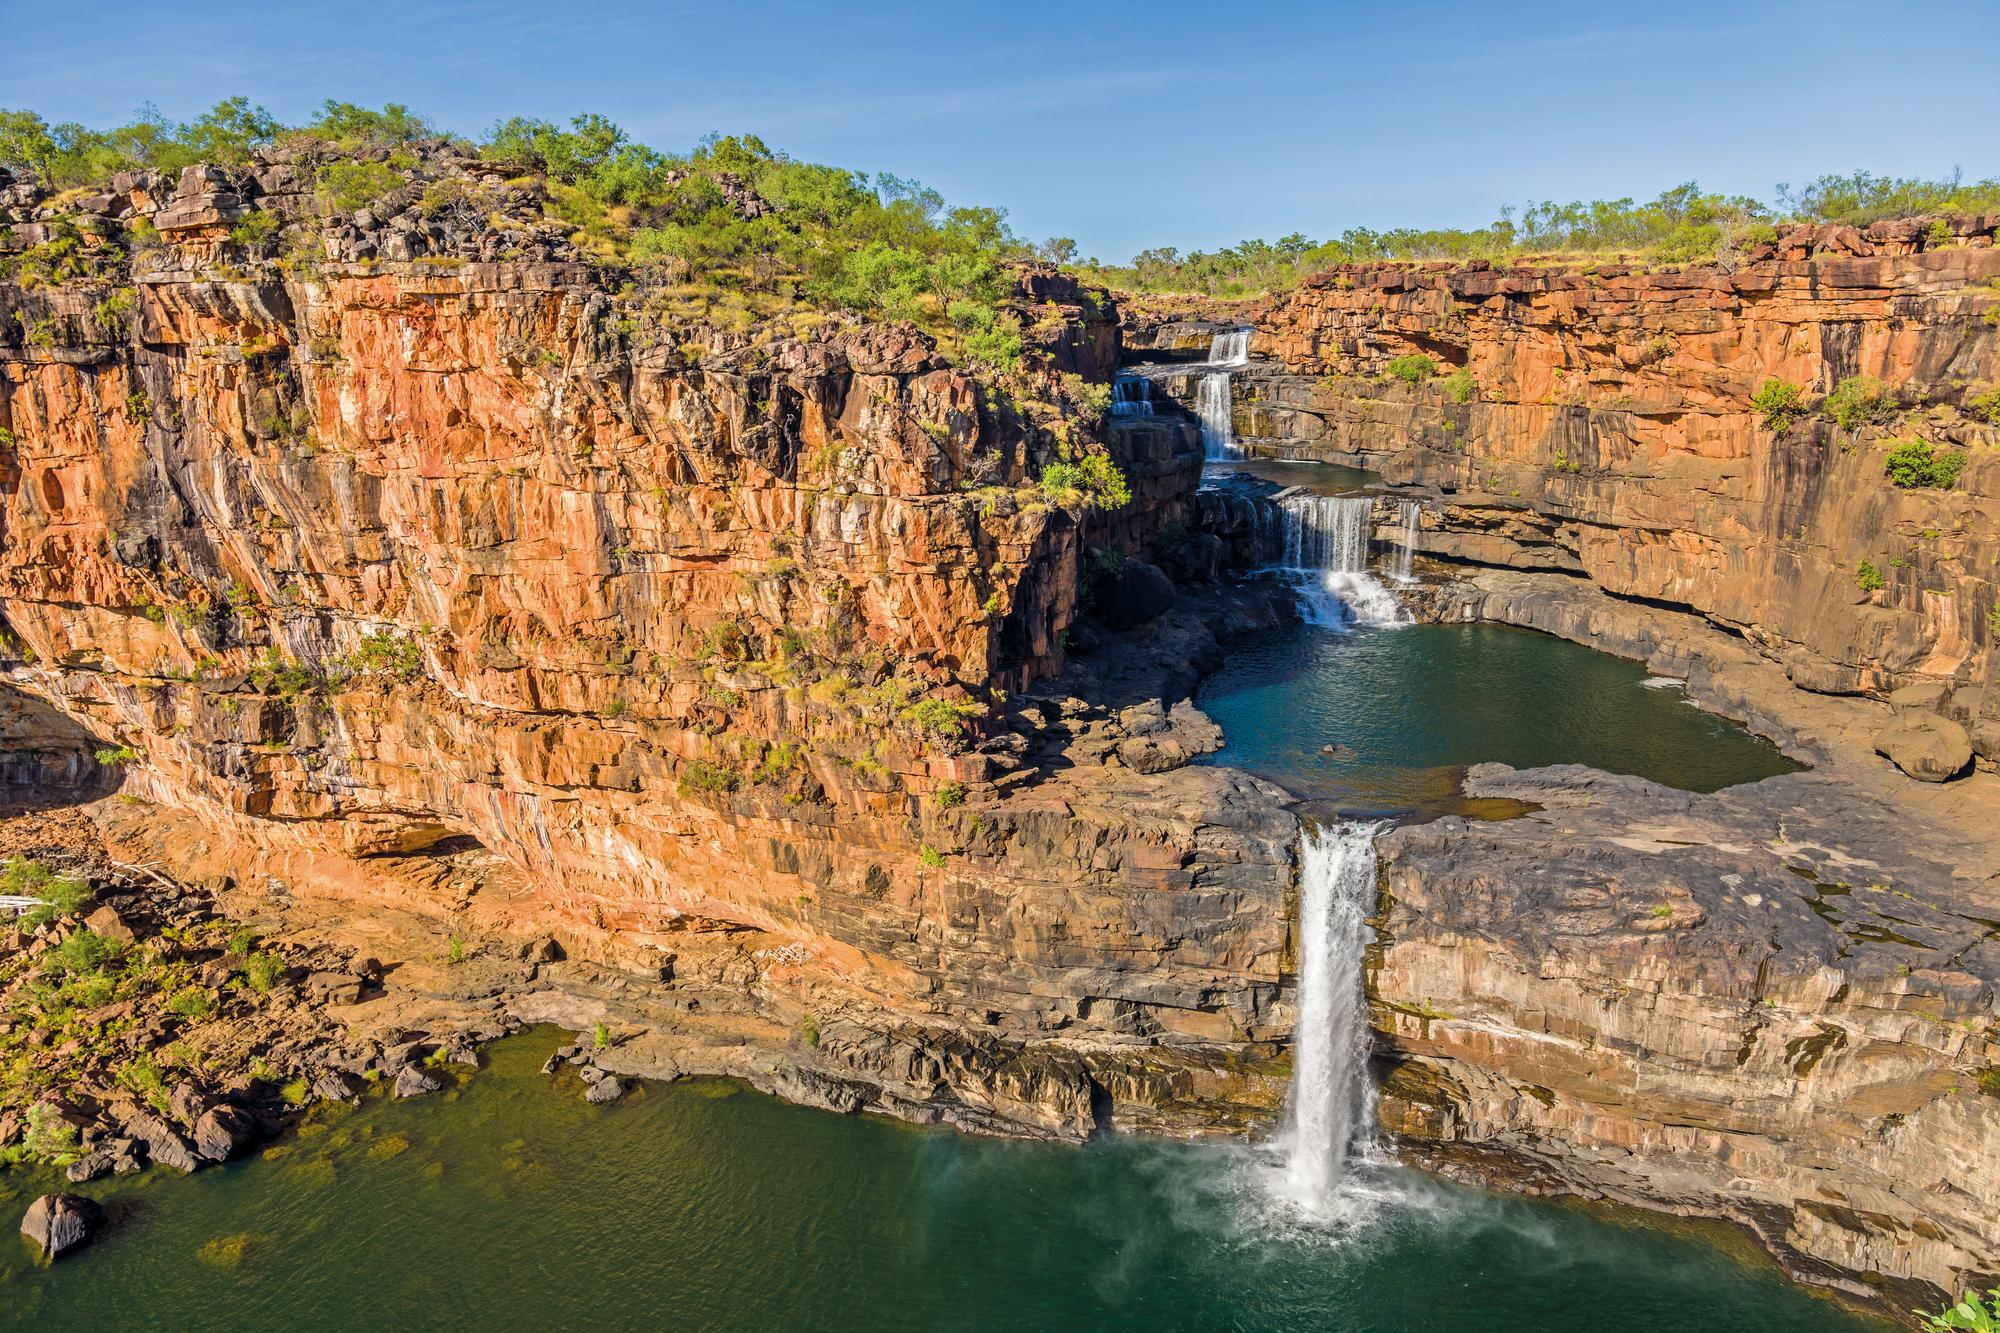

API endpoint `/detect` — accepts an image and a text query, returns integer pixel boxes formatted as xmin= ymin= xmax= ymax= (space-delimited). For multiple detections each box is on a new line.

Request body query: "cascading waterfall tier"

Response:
xmin=1270 ymin=495 xmax=1405 ymax=627
xmin=1392 ymin=500 xmax=1421 ymax=584
xmin=1280 ymin=820 xmax=1381 ymax=1214
xmin=1198 ymin=326 xmax=1253 ymax=459
xmin=1110 ymin=374 xmax=1152 ymax=417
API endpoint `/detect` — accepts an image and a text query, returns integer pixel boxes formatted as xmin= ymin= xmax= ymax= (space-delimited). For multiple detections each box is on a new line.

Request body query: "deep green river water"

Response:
xmin=1198 ymin=620 xmax=1800 ymax=817
xmin=0 ymin=573 xmax=1849 ymax=1331
xmin=0 ymin=1029 xmax=1885 ymax=1331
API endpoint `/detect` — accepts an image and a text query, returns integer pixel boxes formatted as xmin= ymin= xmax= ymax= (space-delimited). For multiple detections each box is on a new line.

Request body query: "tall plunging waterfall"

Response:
xmin=1281 ymin=820 xmax=1380 ymax=1212
xmin=1271 ymin=496 xmax=1406 ymax=627
xmin=1198 ymin=326 xmax=1253 ymax=459
xmin=1197 ymin=375 xmax=1238 ymax=459
xmin=1391 ymin=501 xmax=1421 ymax=583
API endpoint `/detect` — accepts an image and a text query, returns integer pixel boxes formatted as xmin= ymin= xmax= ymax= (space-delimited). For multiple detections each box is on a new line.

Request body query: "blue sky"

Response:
xmin=8 ymin=0 xmax=1999 ymax=260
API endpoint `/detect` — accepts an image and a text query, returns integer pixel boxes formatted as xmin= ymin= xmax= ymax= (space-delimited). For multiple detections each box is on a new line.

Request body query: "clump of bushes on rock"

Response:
xmin=1883 ymin=437 xmax=1967 ymax=489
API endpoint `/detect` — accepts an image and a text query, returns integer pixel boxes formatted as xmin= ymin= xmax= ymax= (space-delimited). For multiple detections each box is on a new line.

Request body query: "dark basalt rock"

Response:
xmin=20 ymin=1194 xmax=101 ymax=1259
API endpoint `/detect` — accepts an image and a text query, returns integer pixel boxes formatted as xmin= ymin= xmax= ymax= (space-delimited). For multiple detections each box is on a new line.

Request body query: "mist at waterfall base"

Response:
xmin=0 ymin=1028 xmax=1885 ymax=1333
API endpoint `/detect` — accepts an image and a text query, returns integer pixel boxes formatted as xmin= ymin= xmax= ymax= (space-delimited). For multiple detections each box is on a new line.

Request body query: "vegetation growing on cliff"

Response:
xmin=1883 ymin=438 xmax=1968 ymax=489
xmin=1079 ymin=171 xmax=2000 ymax=296
xmin=0 ymin=101 xmax=1033 ymax=348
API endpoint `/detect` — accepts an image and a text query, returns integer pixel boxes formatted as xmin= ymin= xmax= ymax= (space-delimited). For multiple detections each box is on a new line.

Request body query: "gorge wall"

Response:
xmin=1128 ymin=228 xmax=2000 ymax=1306
xmin=1146 ymin=221 xmax=2000 ymax=730
xmin=7 ymin=148 xmax=2000 ymax=1314
xmin=0 ymin=156 xmax=1296 ymax=1138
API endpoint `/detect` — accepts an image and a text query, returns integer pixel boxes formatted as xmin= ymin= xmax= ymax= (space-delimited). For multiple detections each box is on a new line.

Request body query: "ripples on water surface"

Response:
xmin=0 ymin=1030 xmax=1884 ymax=1331
xmin=1198 ymin=620 xmax=1800 ymax=817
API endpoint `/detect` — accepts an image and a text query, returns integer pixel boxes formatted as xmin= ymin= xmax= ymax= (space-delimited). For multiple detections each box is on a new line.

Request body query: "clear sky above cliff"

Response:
xmin=10 ymin=0 xmax=1999 ymax=260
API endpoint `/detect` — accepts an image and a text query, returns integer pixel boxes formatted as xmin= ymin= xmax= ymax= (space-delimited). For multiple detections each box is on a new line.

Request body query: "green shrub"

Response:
xmin=228 ymin=209 xmax=279 ymax=249
xmin=345 ymin=629 xmax=423 ymax=678
xmin=279 ymin=1078 xmax=311 ymax=1107
xmin=1385 ymin=354 xmax=1437 ymax=385
xmin=1855 ymin=559 xmax=1885 ymax=593
xmin=1884 ymin=438 xmax=1967 ymax=489
xmin=1919 ymin=1286 xmax=2000 ymax=1332
xmin=165 ymin=985 xmax=215 ymax=1020
xmin=593 ymin=1021 xmax=611 ymax=1050
xmin=1036 ymin=453 xmax=1130 ymax=511
xmin=4 ymin=857 xmax=90 ymax=927
xmin=678 ymin=759 xmax=739 ymax=797
xmin=934 ymin=780 xmax=965 ymax=808
xmin=317 ymin=160 xmax=403 ymax=213
xmin=1964 ymin=386 xmax=2000 ymax=425
xmin=50 ymin=928 xmax=123 ymax=976
xmin=1751 ymin=378 xmax=1806 ymax=432
xmin=901 ymin=697 xmax=982 ymax=738
xmin=18 ymin=1103 xmax=80 ymax=1166
xmin=1824 ymin=374 xmax=1890 ymax=430
xmin=1441 ymin=366 xmax=1478 ymax=404
xmin=918 ymin=845 xmax=948 ymax=868
xmin=93 ymin=744 xmax=140 ymax=767
xmin=243 ymin=952 xmax=285 ymax=992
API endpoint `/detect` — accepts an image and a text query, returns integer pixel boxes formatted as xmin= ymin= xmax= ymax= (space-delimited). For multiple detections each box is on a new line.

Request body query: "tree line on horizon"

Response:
xmin=2 ymin=100 xmax=1994 ymax=303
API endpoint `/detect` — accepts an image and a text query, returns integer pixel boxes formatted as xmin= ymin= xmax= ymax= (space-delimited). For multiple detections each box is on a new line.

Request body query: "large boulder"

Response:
xmin=1874 ymin=713 xmax=1973 ymax=782
xmin=1093 ymin=559 xmax=1176 ymax=630
xmin=20 ymin=1194 xmax=100 ymax=1259
xmin=392 ymin=1065 xmax=444 ymax=1099
xmin=190 ymin=1104 xmax=255 ymax=1163
xmin=124 ymin=1112 xmax=202 ymax=1173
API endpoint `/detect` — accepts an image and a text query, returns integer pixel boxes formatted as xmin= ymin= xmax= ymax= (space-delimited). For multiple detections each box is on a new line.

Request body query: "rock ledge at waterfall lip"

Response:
xmin=1371 ymin=757 xmax=2000 ymax=1306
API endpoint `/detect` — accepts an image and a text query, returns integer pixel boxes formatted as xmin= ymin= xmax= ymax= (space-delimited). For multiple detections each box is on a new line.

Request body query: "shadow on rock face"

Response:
xmin=0 ymin=680 xmax=123 ymax=807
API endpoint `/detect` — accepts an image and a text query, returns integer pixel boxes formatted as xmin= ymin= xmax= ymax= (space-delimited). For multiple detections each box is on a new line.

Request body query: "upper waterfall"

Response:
xmin=1198 ymin=326 xmax=1254 ymax=459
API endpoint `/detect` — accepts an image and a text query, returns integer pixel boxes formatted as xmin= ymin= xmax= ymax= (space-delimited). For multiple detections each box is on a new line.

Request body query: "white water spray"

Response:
xmin=1391 ymin=501 xmax=1421 ymax=584
xmin=1269 ymin=495 xmax=1406 ymax=627
xmin=1110 ymin=374 xmax=1152 ymax=417
xmin=1210 ymin=327 xmax=1251 ymax=367
xmin=1280 ymin=820 xmax=1381 ymax=1213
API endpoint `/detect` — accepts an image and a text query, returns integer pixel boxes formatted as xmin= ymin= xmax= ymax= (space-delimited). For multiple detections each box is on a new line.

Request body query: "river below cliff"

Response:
xmin=0 ymin=1028 xmax=1887 ymax=1331
xmin=1197 ymin=620 xmax=1800 ymax=818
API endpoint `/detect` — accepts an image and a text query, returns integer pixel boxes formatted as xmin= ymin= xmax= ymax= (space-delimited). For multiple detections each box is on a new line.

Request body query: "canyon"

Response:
xmin=4 ymin=151 xmax=1998 ymax=1319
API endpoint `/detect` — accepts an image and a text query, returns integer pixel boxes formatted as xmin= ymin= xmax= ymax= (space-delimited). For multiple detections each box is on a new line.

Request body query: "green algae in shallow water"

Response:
xmin=1198 ymin=622 xmax=1801 ymax=818
xmin=0 ymin=1028 xmax=1892 ymax=1331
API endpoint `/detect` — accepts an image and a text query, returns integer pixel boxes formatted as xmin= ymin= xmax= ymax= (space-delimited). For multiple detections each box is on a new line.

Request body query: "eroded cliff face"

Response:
xmin=1145 ymin=227 xmax=2000 ymax=719
xmin=1130 ymin=236 xmax=2000 ymax=1304
xmin=0 ymin=159 xmax=1297 ymax=1136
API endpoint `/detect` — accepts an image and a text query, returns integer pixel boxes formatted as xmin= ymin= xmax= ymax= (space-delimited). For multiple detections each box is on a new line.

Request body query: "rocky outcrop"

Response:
xmin=1374 ymin=760 xmax=2000 ymax=1307
xmin=0 ymin=152 xmax=1297 ymax=1137
xmin=1138 ymin=241 xmax=2000 ymax=725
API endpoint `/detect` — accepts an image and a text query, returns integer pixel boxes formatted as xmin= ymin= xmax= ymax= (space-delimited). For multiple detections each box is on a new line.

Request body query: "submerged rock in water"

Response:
xmin=584 ymin=1077 xmax=625 ymax=1104
xmin=20 ymin=1193 xmax=101 ymax=1259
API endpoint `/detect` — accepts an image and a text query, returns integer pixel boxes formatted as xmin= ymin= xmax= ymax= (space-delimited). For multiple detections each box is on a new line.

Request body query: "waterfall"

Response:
xmin=1281 ymin=820 xmax=1380 ymax=1213
xmin=1391 ymin=501 xmax=1420 ymax=583
xmin=1197 ymin=374 xmax=1238 ymax=459
xmin=1110 ymin=374 xmax=1152 ymax=417
xmin=1198 ymin=326 xmax=1253 ymax=459
xmin=1209 ymin=326 xmax=1251 ymax=367
xmin=1270 ymin=495 xmax=1405 ymax=628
